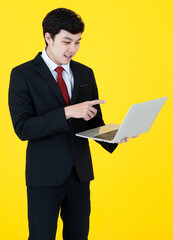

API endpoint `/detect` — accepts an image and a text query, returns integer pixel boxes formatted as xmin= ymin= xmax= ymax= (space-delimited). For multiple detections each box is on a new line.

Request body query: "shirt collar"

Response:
xmin=41 ymin=47 xmax=70 ymax=74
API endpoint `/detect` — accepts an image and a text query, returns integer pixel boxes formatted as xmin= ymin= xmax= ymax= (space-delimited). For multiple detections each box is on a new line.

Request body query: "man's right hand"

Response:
xmin=64 ymin=100 xmax=106 ymax=121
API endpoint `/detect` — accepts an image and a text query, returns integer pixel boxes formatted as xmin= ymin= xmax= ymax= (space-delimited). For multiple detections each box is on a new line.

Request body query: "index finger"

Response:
xmin=89 ymin=100 xmax=106 ymax=106
xmin=131 ymin=135 xmax=139 ymax=138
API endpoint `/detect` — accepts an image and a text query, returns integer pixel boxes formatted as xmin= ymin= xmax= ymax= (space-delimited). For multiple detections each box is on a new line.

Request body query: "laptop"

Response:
xmin=76 ymin=97 xmax=167 ymax=143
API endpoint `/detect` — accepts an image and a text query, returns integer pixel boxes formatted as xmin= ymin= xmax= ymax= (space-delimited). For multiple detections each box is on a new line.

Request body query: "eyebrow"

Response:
xmin=63 ymin=37 xmax=82 ymax=41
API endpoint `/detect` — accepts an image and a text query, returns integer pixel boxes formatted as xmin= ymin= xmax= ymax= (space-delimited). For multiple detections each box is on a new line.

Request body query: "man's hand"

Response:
xmin=64 ymin=100 xmax=106 ymax=121
xmin=118 ymin=135 xmax=139 ymax=144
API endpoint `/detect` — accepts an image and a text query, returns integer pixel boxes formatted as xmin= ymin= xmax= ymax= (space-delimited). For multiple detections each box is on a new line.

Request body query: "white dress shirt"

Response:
xmin=41 ymin=47 xmax=74 ymax=99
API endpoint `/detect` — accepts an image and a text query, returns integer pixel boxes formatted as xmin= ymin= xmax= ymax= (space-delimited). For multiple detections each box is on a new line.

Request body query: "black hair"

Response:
xmin=42 ymin=8 xmax=85 ymax=45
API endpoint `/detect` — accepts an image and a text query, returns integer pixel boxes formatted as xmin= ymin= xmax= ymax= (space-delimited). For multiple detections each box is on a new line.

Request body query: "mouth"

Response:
xmin=64 ymin=54 xmax=72 ymax=59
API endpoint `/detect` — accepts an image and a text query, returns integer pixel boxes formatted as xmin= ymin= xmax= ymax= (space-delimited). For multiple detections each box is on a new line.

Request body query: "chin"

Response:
xmin=63 ymin=60 xmax=71 ymax=65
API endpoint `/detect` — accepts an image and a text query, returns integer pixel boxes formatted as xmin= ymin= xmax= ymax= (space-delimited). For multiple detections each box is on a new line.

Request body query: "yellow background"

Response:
xmin=0 ymin=0 xmax=173 ymax=239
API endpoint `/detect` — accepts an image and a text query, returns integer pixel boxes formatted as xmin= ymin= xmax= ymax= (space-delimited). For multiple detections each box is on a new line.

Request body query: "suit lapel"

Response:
xmin=70 ymin=60 xmax=82 ymax=105
xmin=34 ymin=53 xmax=66 ymax=106
xmin=34 ymin=53 xmax=82 ymax=106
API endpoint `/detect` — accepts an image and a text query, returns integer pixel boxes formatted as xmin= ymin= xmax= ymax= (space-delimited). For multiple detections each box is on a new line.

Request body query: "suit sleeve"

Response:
xmin=8 ymin=67 xmax=70 ymax=141
xmin=87 ymin=69 xmax=118 ymax=153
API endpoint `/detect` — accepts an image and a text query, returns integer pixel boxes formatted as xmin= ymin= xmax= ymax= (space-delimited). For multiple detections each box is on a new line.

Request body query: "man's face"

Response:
xmin=45 ymin=30 xmax=82 ymax=65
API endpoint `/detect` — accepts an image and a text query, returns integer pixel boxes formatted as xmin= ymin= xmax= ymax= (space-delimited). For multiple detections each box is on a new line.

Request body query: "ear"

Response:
xmin=44 ymin=32 xmax=52 ymax=45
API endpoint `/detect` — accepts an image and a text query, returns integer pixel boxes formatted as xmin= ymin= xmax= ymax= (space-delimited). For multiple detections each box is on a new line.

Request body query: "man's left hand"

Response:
xmin=118 ymin=135 xmax=139 ymax=144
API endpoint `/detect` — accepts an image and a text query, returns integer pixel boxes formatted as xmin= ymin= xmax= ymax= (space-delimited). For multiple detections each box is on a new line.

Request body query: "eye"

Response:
xmin=75 ymin=42 xmax=80 ymax=45
xmin=63 ymin=41 xmax=71 ymax=44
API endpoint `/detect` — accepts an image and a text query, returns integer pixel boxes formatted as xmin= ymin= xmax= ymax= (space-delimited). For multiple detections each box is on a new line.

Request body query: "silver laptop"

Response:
xmin=76 ymin=97 xmax=167 ymax=143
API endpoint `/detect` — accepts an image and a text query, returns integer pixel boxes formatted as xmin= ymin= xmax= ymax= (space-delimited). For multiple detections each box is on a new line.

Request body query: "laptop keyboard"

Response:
xmin=94 ymin=129 xmax=118 ymax=141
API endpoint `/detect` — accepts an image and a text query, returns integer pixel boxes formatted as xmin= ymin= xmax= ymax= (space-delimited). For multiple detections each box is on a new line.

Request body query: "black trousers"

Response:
xmin=27 ymin=167 xmax=90 ymax=240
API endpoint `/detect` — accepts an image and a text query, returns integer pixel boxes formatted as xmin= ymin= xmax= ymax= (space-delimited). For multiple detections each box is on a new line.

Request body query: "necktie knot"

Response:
xmin=55 ymin=66 xmax=63 ymax=75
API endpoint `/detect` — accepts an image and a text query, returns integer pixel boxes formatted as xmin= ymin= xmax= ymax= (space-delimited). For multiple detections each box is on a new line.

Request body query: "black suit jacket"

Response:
xmin=9 ymin=53 xmax=118 ymax=186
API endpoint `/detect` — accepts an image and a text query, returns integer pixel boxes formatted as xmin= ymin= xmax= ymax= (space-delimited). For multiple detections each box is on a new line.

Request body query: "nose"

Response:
xmin=68 ymin=44 xmax=78 ymax=53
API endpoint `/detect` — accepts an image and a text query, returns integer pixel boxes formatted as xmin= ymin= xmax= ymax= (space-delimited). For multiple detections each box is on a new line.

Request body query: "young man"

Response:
xmin=9 ymin=8 xmax=128 ymax=240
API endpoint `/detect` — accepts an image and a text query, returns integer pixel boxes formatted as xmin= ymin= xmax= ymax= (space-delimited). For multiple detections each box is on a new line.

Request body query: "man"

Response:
xmin=9 ymin=8 xmax=129 ymax=240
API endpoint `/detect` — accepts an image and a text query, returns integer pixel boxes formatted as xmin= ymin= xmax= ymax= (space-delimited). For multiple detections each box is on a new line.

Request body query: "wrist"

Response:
xmin=64 ymin=106 xmax=72 ymax=119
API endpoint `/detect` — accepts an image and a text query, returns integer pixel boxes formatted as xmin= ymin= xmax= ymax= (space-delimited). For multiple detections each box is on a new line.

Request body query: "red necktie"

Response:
xmin=55 ymin=66 xmax=70 ymax=105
